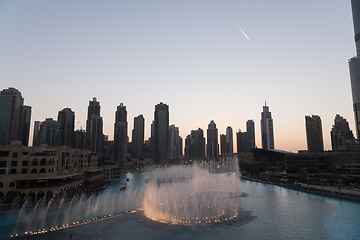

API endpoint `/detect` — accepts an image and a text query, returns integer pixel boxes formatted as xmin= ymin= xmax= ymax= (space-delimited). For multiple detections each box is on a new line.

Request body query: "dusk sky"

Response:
xmin=0 ymin=1 xmax=356 ymax=153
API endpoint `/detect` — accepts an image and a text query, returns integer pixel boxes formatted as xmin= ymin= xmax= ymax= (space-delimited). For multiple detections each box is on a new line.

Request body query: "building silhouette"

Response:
xmin=114 ymin=103 xmax=127 ymax=168
xmin=236 ymin=130 xmax=247 ymax=153
xmin=85 ymin=97 xmax=103 ymax=156
xmin=305 ymin=115 xmax=324 ymax=153
xmin=0 ymin=87 xmax=31 ymax=146
xmin=226 ymin=126 xmax=233 ymax=155
xmin=185 ymin=128 xmax=205 ymax=160
xmin=132 ymin=114 xmax=144 ymax=159
xmin=220 ymin=134 xmax=227 ymax=155
xmin=153 ymin=102 xmax=169 ymax=164
xmin=261 ymin=103 xmax=274 ymax=150
xmin=246 ymin=120 xmax=255 ymax=152
xmin=32 ymin=121 xmax=41 ymax=146
xmin=169 ymin=124 xmax=182 ymax=159
xmin=207 ymin=120 xmax=219 ymax=159
xmin=58 ymin=108 xmax=75 ymax=147
xmin=38 ymin=118 xmax=61 ymax=147
xmin=330 ymin=114 xmax=355 ymax=151
xmin=349 ymin=0 xmax=360 ymax=139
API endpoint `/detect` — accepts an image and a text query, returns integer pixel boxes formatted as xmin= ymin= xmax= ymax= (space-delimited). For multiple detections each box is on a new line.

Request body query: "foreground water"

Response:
xmin=1 ymin=172 xmax=360 ymax=239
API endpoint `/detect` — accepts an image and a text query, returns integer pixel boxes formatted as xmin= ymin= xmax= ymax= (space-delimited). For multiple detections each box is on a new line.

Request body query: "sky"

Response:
xmin=0 ymin=0 xmax=356 ymax=153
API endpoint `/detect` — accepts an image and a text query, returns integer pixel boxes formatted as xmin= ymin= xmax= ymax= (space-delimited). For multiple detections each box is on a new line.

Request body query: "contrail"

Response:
xmin=236 ymin=24 xmax=250 ymax=41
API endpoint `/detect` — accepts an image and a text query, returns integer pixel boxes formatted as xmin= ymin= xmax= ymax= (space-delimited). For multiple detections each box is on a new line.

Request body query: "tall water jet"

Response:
xmin=41 ymin=198 xmax=53 ymax=230
xmin=143 ymin=158 xmax=241 ymax=226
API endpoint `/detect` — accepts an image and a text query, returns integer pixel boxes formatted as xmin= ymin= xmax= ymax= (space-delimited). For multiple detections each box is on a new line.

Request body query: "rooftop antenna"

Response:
xmin=265 ymin=100 xmax=267 ymax=106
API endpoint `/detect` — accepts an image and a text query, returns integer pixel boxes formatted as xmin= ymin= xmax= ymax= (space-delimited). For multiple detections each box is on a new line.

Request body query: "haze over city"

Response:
xmin=0 ymin=0 xmax=355 ymax=152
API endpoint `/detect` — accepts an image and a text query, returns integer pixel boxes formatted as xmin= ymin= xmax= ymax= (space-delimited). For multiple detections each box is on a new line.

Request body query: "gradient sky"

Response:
xmin=0 ymin=0 xmax=356 ymax=153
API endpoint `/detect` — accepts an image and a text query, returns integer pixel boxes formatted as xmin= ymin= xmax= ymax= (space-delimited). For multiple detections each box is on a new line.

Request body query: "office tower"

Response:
xmin=19 ymin=105 xmax=31 ymax=146
xmin=305 ymin=115 xmax=324 ymax=153
xmin=74 ymin=129 xmax=86 ymax=149
xmin=236 ymin=130 xmax=247 ymax=153
xmin=132 ymin=115 xmax=144 ymax=159
xmin=220 ymin=134 xmax=227 ymax=155
xmin=39 ymin=118 xmax=61 ymax=147
xmin=349 ymin=0 xmax=360 ymax=138
xmin=153 ymin=102 xmax=169 ymax=164
xmin=226 ymin=126 xmax=233 ymax=155
xmin=246 ymin=120 xmax=255 ymax=151
xmin=32 ymin=121 xmax=41 ymax=146
xmin=85 ymin=97 xmax=103 ymax=155
xmin=114 ymin=103 xmax=128 ymax=168
xmin=58 ymin=108 xmax=75 ymax=147
xmin=261 ymin=102 xmax=274 ymax=150
xmin=330 ymin=114 xmax=355 ymax=151
xmin=169 ymin=124 xmax=182 ymax=159
xmin=184 ymin=135 xmax=191 ymax=159
xmin=185 ymin=128 xmax=205 ymax=160
xmin=207 ymin=120 xmax=219 ymax=159
xmin=0 ymin=87 xmax=31 ymax=146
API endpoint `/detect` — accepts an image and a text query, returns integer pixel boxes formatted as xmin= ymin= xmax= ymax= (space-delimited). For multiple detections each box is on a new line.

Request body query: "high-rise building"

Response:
xmin=226 ymin=126 xmax=233 ymax=155
xmin=261 ymin=103 xmax=274 ymax=150
xmin=169 ymin=124 xmax=182 ymax=159
xmin=349 ymin=0 xmax=360 ymax=139
xmin=330 ymin=114 xmax=355 ymax=151
xmin=0 ymin=87 xmax=31 ymax=146
xmin=220 ymin=134 xmax=227 ymax=155
xmin=32 ymin=121 xmax=41 ymax=146
xmin=58 ymin=108 xmax=75 ymax=147
xmin=74 ymin=129 xmax=86 ymax=150
xmin=246 ymin=120 xmax=255 ymax=152
xmin=114 ymin=103 xmax=127 ymax=168
xmin=207 ymin=120 xmax=219 ymax=159
xmin=236 ymin=130 xmax=247 ymax=153
xmin=153 ymin=102 xmax=169 ymax=164
xmin=305 ymin=115 xmax=324 ymax=153
xmin=132 ymin=114 xmax=144 ymax=159
xmin=39 ymin=118 xmax=61 ymax=147
xmin=185 ymin=128 xmax=205 ymax=160
xmin=85 ymin=97 xmax=103 ymax=156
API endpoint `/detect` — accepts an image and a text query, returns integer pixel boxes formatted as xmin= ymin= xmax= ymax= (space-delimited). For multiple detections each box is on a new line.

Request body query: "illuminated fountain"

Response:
xmin=143 ymin=158 xmax=241 ymax=225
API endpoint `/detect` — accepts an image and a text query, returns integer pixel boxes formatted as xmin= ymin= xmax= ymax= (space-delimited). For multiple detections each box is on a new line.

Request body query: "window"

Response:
xmin=0 ymin=161 xmax=6 ymax=167
xmin=21 ymin=169 xmax=28 ymax=174
xmin=12 ymin=152 xmax=18 ymax=158
xmin=0 ymin=182 xmax=3 ymax=187
xmin=22 ymin=161 xmax=28 ymax=166
xmin=32 ymin=159 xmax=38 ymax=166
xmin=9 ymin=182 xmax=15 ymax=187
xmin=0 ymin=151 xmax=9 ymax=156
xmin=39 ymin=168 xmax=46 ymax=173
xmin=23 ymin=152 xmax=28 ymax=155
xmin=0 ymin=169 xmax=6 ymax=174
xmin=40 ymin=159 xmax=46 ymax=166
xmin=11 ymin=161 xmax=17 ymax=166
xmin=31 ymin=168 xmax=37 ymax=173
xmin=10 ymin=169 xmax=16 ymax=174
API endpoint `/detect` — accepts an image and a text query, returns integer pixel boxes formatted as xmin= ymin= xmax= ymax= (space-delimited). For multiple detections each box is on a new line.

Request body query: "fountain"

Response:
xmin=143 ymin=158 xmax=241 ymax=226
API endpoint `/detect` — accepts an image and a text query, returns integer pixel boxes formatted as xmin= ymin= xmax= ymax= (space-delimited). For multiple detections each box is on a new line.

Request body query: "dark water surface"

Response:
xmin=1 ymin=172 xmax=360 ymax=240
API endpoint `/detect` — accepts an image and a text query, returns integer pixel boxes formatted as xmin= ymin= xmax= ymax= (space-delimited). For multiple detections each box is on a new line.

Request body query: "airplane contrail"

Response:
xmin=236 ymin=24 xmax=250 ymax=41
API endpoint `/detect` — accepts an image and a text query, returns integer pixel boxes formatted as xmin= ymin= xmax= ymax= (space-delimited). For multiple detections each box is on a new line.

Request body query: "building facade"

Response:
xmin=153 ymin=102 xmax=169 ymax=164
xmin=226 ymin=126 xmax=233 ymax=155
xmin=85 ymin=98 xmax=103 ymax=156
xmin=132 ymin=115 xmax=144 ymax=159
xmin=114 ymin=103 xmax=127 ymax=168
xmin=58 ymin=108 xmax=75 ymax=147
xmin=246 ymin=120 xmax=255 ymax=152
xmin=330 ymin=114 xmax=355 ymax=151
xmin=305 ymin=115 xmax=324 ymax=153
xmin=261 ymin=103 xmax=274 ymax=150
xmin=207 ymin=120 xmax=219 ymax=159
xmin=169 ymin=124 xmax=182 ymax=159
xmin=236 ymin=130 xmax=247 ymax=153
xmin=38 ymin=118 xmax=62 ymax=147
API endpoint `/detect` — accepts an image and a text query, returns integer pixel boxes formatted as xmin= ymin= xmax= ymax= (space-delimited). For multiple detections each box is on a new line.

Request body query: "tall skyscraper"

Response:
xmin=32 ymin=121 xmax=41 ymax=146
xmin=207 ymin=120 xmax=219 ymax=159
xmin=169 ymin=124 xmax=182 ymax=159
xmin=85 ymin=97 xmax=103 ymax=156
xmin=220 ymin=134 xmax=227 ymax=155
xmin=261 ymin=103 xmax=274 ymax=150
xmin=114 ymin=103 xmax=128 ymax=167
xmin=153 ymin=102 xmax=169 ymax=164
xmin=246 ymin=120 xmax=255 ymax=151
xmin=38 ymin=118 xmax=61 ymax=147
xmin=305 ymin=115 xmax=324 ymax=153
xmin=236 ymin=130 xmax=247 ymax=153
xmin=0 ymin=87 xmax=31 ymax=146
xmin=132 ymin=114 xmax=144 ymax=159
xmin=58 ymin=108 xmax=75 ymax=147
xmin=349 ymin=0 xmax=360 ymax=139
xmin=330 ymin=114 xmax=355 ymax=151
xmin=226 ymin=126 xmax=233 ymax=155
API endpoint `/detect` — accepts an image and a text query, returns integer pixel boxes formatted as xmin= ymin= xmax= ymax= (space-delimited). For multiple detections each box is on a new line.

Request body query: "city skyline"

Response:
xmin=0 ymin=1 xmax=356 ymax=152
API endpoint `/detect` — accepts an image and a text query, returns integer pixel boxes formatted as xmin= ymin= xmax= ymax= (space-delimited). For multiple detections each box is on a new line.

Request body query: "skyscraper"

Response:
xmin=261 ymin=103 xmax=274 ymax=150
xmin=38 ymin=118 xmax=61 ymax=147
xmin=32 ymin=121 xmax=41 ymax=146
xmin=153 ymin=102 xmax=169 ymax=164
xmin=114 ymin=103 xmax=127 ymax=167
xmin=220 ymin=134 xmax=227 ymax=155
xmin=207 ymin=120 xmax=219 ymax=159
xmin=0 ymin=87 xmax=31 ymax=146
xmin=349 ymin=0 xmax=360 ymax=139
xmin=330 ymin=114 xmax=355 ymax=151
xmin=169 ymin=124 xmax=182 ymax=159
xmin=85 ymin=97 xmax=103 ymax=156
xmin=246 ymin=120 xmax=255 ymax=152
xmin=58 ymin=108 xmax=75 ymax=147
xmin=305 ymin=115 xmax=324 ymax=153
xmin=236 ymin=130 xmax=247 ymax=153
xmin=226 ymin=126 xmax=233 ymax=155
xmin=132 ymin=114 xmax=144 ymax=159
